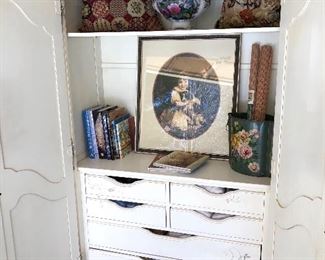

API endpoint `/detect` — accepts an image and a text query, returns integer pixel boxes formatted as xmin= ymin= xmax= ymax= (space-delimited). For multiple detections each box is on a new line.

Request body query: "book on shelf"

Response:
xmin=96 ymin=105 xmax=117 ymax=159
xmin=148 ymin=154 xmax=182 ymax=173
xmin=111 ymin=112 xmax=130 ymax=159
xmin=82 ymin=104 xmax=105 ymax=159
xmin=115 ymin=117 xmax=132 ymax=159
xmin=152 ymin=151 xmax=209 ymax=173
xmin=104 ymin=106 xmax=128 ymax=160
xmin=82 ymin=104 xmax=134 ymax=160
xmin=127 ymin=116 xmax=135 ymax=150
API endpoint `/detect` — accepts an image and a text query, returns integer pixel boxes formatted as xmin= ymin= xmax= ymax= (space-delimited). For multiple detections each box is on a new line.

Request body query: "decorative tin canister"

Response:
xmin=228 ymin=113 xmax=274 ymax=177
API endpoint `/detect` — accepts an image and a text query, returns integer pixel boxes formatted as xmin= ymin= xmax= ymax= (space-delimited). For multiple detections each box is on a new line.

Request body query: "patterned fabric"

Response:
xmin=81 ymin=0 xmax=162 ymax=32
xmin=216 ymin=0 xmax=280 ymax=28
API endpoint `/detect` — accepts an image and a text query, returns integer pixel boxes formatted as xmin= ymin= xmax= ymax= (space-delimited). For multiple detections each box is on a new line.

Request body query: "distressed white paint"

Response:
xmin=0 ymin=0 xmax=80 ymax=258
xmin=268 ymin=0 xmax=325 ymax=259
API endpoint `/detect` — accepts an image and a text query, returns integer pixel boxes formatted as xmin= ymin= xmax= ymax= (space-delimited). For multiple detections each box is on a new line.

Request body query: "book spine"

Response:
xmin=187 ymin=156 xmax=209 ymax=172
xmin=82 ymin=110 xmax=97 ymax=159
xmin=102 ymin=113 xmax=112 ymax=159
xmin=116 ymin=123 xmax=130 ymax=159
xmin=106 ymin=117 xmax=115 ymax=160
xmin=112 ymin=123 xmax=120 ymax=159
xmin=88 ymin=110 xmax=99 ymax=159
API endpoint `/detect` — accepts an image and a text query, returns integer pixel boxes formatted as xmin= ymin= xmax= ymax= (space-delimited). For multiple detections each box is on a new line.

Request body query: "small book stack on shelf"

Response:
xmin=148 ymin=151 xmax=209 ymax=174
xmin=82 ymin=104 xmax=135 ymax=160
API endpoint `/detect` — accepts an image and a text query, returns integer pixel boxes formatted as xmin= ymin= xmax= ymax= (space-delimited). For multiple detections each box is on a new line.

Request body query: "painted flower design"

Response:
xmin=155 ymin=0 xmax=205 ymax=20
xmin=167 ymin=3 xmax=181 ymax=15
xmin=248 ymin=162 xmax=260 ymax=173
xmin=230 ymin=121 xmax=263 ymax=174
xmin=231 ymin=134 xmax=241 ymax=150
xmin=238 ymin=144 xmax=253 ymax=159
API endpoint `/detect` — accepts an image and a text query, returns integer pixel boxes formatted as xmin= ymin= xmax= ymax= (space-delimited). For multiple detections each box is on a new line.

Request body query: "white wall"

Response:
xmin=100 ymin=32 xmax=279 ymax=116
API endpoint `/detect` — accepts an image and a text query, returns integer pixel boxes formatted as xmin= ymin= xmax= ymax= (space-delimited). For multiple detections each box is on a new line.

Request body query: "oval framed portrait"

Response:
xmin=136 ymin=35 xmax=240 ymax=158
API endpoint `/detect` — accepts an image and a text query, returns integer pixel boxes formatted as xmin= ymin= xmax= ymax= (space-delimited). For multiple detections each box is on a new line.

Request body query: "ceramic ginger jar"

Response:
xmin=153 ymin=0 xmax=210 ymax=29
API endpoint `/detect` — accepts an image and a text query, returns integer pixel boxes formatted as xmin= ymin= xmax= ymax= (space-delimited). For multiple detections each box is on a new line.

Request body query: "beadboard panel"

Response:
xmin=100 ymin=32 xmax=278 ymax=119
xmin=101 ymin=64 xmax=277 ymax=116
xmin=70 ymin=32 xmax=279 ymax=159
xmin=102 ymin=64 xmax=138 ymax=116
xmin=68 ymin=37 xmax=104 ymax=160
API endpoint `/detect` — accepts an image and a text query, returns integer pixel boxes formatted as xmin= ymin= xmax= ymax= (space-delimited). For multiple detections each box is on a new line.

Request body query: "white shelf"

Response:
xmin=68 ymin=27 xmax=280 ymax=38
xmin=78 ymin=152 xmax=270 ymax=192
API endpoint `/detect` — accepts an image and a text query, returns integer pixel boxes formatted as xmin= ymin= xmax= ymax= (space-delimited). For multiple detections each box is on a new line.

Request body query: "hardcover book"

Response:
xmin=105 ymin=107 xmax=128 ymax=160
xmin=153 ymin=151 xmax=209 ymax=173
xmin=97 ymin=105 xmax=117 ymax=159
xmin=148 ymin=154 xmax=182 ymax=173
xmin=82 ymin=104 xmax=104 ymax=159
xmin=93 ymin=105 xmax=112 ymax=159
xmin=111 ymin=112 xmax=130 ymax=159
xmin=115 ymin=118 xmax=132 ymax=158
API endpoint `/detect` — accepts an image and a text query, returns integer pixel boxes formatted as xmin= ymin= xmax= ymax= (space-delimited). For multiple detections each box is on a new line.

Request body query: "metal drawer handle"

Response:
xmin=108 ymin=176 xmax=142 ymax=184
xmin=195 ymin=210 xmax=235 ymax=220
xmin=110 ymin=200 xmax=143 ymax=208
xmin=146 ymin=228 xmax=193 ymax=239
xmin=195 ymin=185 xmax=237 ymax=195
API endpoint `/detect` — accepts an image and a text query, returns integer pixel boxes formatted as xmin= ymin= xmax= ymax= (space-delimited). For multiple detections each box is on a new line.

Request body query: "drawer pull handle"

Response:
xmin=195 ymin=185 xmax=237 ymax=195
xmin=110 ymin=200 xmax=143 ymax=208
xmin=146 ymin=228 xmax=193 ymax=239
xmin=108 ymin=176 xmax=142 ymax=184
xmin=195 ymin=210 xmax=235 ymax=220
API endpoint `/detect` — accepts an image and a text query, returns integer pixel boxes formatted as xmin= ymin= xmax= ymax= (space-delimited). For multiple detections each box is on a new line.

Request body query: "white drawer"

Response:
xmin=170 ymin=183 xmax=265 ymax=218
xmin=88 ymin=221 xmax=261 ymax=260
xmin=87 ymin=198 xmax=166 ymax=229
xmin=170 ymin=208 xmax=263 ymax=244
xmin=89 ymin=249 xmax=142 ymax=260
xmin=85 ymin=175 xmax=166 ymax=204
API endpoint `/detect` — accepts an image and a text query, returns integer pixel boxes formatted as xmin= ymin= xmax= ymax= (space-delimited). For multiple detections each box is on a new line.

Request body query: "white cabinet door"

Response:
xmin=0 ymin=0 xmax=80 ymax=259
xmin=270 ymin=0 xmax=325 ymax=259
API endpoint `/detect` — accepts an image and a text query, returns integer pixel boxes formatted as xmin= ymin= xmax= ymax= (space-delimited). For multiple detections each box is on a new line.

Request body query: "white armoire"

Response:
xmin=0 ymin=0 xmax=324 ymax=259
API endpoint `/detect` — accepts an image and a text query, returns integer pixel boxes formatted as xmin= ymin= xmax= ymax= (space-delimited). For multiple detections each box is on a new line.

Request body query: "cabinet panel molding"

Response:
xmin=0 ymin=0 xmax=72 ymax=183
xmin=270 ymin=0 xmax=325 ymax=259
xmin=10 ymin=194 xmax=74 ymax=260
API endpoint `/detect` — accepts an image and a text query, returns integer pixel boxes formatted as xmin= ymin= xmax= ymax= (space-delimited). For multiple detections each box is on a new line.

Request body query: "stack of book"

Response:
xmin=148 ymin=151 xmax=209 ymax=174
xmin=82 ymin=104 xmax=134 ymax=160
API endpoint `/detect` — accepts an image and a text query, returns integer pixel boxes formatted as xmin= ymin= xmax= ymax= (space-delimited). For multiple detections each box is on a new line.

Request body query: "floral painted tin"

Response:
xmin=228 ymin=113 xmax=274 ymax=177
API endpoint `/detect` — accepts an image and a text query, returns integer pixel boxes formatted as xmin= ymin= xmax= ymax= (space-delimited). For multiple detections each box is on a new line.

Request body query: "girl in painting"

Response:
xmin=160 ymin=77 xmax=204 ymax=132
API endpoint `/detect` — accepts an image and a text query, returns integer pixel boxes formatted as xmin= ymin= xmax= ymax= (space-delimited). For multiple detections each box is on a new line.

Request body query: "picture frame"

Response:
xmin=136 ymin=35 xmax=240 ymax=159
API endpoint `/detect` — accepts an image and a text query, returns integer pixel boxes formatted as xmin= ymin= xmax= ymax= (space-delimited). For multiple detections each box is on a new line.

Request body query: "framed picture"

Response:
xmin=136 ymin=35 xmax=240 ymax=158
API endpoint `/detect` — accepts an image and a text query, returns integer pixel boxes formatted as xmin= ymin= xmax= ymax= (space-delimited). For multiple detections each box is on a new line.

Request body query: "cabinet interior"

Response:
xmin=63 ymin=0 xmax=280 ymax=164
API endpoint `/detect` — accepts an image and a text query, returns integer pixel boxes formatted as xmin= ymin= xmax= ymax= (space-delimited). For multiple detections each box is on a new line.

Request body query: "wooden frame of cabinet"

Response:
xmin=0 ymin=0 xmax=324 ymax=259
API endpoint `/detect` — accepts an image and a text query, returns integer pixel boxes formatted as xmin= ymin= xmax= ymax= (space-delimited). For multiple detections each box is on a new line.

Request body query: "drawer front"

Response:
xmin=170 ymin=208 xmax=263 ymax=243
xmin=85 ymin=175 xmax=166 ymax=204
xmin=170 ymin=183 xmax=265 ymax=218
xmin=88 ymin=221 xmax=261 ymax=260
xmin=87 ymin=198 xmax=166 ymax=228
xmin=89 ymin=249 xmax=143 ymax=260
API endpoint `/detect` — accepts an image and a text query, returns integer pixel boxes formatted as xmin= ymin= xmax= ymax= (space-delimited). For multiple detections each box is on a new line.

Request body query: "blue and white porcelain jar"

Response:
xmin=153 ymin=0 xmax=210 ymax=29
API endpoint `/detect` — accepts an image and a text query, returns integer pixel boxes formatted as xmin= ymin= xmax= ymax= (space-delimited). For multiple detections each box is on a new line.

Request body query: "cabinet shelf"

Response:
xmin=67 ymin=27 xmax=280 ymax=38
xmin=78 ymin=152 xmax=270 ymax=192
